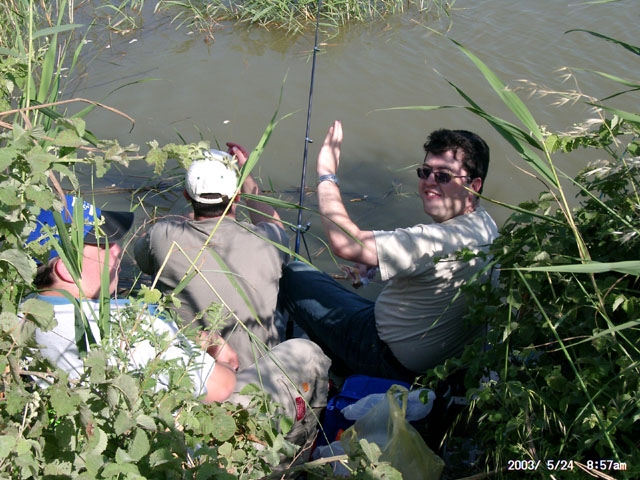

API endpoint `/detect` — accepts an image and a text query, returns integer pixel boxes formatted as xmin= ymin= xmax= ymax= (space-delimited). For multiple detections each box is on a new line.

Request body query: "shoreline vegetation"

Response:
xmin=1 ymin=1 xmax=639 ymax=478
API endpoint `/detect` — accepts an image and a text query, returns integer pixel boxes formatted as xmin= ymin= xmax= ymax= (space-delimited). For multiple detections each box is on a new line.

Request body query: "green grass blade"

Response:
xmin=0 ymin=47 xmax=20 ymax=56
xmin=31 ymin=24 xmax=81 ymax=40
xmin=37 ymin=28 xmax=57 ymax=105
xmin=449 ymin=38 xmax=544 ymax=142
xmin=590 ymin=105 xmax=640 ymax=124
xmin=236 ymin=80 xmax=290 ymax=187
xmin=584 ymin=70 xmax=640 ymax=89
xmin=565 ymin=29 xmax=640 ymax=56
xmin=516 ymin=260 xmax=640 ymax=275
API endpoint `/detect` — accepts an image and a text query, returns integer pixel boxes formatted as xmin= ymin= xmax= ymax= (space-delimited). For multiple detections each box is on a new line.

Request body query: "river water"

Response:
xmin=68 ymin=0 xmax=638 ymax=283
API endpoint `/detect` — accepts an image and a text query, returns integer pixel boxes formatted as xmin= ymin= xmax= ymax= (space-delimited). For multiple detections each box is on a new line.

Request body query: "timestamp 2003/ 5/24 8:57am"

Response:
xmin=506 ymin=459 xmax=628 ymax=472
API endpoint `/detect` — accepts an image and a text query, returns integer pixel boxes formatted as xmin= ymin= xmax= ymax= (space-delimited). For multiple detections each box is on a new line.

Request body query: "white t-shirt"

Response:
xmin=373 ymin=207 xmax=499 ymax=372
xmin=27 ymin=296 xmax=331 ymax=446
xmin=32 ymin=296 xmax=216 ymax=398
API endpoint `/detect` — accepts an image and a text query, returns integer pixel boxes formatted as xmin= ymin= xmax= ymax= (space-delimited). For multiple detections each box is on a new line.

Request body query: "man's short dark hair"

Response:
xmin=189 ymin=193 xmax=232 ymax=218
xmin=424 ymin=129 xmax=490 ymax=193
xmin=34 ymin=261 xmax=56 ymax=289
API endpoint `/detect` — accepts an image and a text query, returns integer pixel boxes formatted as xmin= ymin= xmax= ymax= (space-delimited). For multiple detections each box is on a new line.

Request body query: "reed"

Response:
xmin=403 ymin=31 xmax=640 ymax=478
xmin=157 ymin=0 xmax=452 ymax=34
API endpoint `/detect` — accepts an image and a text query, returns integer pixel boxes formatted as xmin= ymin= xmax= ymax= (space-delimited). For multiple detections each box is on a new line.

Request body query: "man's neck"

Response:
xmin=193 ymin=212 xmax=235 ymax=222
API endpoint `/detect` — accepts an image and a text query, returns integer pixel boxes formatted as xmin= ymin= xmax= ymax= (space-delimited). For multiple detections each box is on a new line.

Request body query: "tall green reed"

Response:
xmin=157 ymin=0 xmax=452 ymax=34
xmin=406 ymin=31 xmax=640 ymax=477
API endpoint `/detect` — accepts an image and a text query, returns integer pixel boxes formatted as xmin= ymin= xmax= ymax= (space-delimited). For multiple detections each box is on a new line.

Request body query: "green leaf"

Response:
xmin=145 ymin=147 xmax=168 ymax=175
xmin=0 ymin=313 xmax=23 ymax=341
xmin=26 ymin=151 xmax=56 ymax=175
xmin=279 ymin=415 xmax=293 ymax=435
xmin=211 ymin=410 xmax=236 ymax=442
xmin=0 ymin=184 xmax=20 ymax=206
xmin=85 ymin=349 xmax=107 ymax=383
xmin=19 ymin=298 xmax=55 ymax=330
xmin=231 ymin=447 xmax=247 ymax=463
xmin=114 ymin=411 xmax=136 ymax=436
xmin=128 ymin=429 xmax=150 ymax=462
xmin=15 ymin=438 xmax=37 ymax=456
xmin=359 ymin=438 xmax=383 ymax=463
xmin=50 ymin=384 xmax=80 ymax=416
xmin=53 ymin=418 xmax=76 ymax=450
xmin=54 ymin=129 xmax=84 ymax=148
xmin=238 ymin=383 xmax=261 ymax=395
xmin=43 ymin=460 xmax=73 ymax=476
xmin=0 ymin=435 xmax=17 ymax=458
xmin=136 ymin=414 xmax=157 ymax=431
xmin=25 ymin=187 xmax=55 ymax=208
xmin=0 ymin=148 xmax=19 ymax=170
xmin=114 ymin=374 xmax=141 ymax=406
xmin=545 ymin=369 xmax=568 ymax=392
xmin=58 ymin=117 xmax=87 ymax=137
xmin=137 ymin=285 xmax=162 ymax=304
xmin=148 ymin=447 xmax=175 ymax=467
xmin=102 ymin=460 xmax=140 ymax=476
xmin=218 ymin=442 xmax=233 ymax=457
xmin=83 ymin=453 xmax=104 ymax=476
xmin=86 ymin=427 xmax=108 ymax=456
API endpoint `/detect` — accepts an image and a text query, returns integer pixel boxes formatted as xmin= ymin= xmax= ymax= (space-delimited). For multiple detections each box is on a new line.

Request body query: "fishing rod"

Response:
xmin=293 ymin=0 xmax=323 ymax=261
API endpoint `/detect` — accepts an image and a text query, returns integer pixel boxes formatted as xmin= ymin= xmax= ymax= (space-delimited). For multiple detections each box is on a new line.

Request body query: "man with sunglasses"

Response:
xmin=279 ymin=120 xmax=499 ymax=382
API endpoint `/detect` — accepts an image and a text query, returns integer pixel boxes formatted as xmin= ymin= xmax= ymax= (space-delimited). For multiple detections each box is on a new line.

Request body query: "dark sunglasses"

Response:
xmin=416 ymin=166 xmax=470 ymax=184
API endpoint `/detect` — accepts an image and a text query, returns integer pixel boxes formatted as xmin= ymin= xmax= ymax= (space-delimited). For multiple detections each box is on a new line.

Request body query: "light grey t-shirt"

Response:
xmin=134 ymin=216 xmax=289 ymax=369
xmin=373 ymin=207 xmax=499 ymax=373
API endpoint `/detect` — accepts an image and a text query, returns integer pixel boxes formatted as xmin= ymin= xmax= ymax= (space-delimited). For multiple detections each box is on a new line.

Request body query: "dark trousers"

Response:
xmin=279 ymin=262 xmax=416 ymax=382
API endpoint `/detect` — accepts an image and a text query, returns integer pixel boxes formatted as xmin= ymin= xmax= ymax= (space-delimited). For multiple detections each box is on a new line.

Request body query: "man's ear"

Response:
xmin=183 ymin=189 xmax=191 ymax=201
xmin=470 ymin=177 xmax=483 ymax=194
xmin=53 ymin=258 xmax=75 ymax=284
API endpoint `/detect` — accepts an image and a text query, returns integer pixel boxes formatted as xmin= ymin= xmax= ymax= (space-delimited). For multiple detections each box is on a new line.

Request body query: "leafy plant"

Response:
xmin=415 ymin=30 xmax=640 ymax=479
xmin=0 ymin=3 xmax=408 ymax=477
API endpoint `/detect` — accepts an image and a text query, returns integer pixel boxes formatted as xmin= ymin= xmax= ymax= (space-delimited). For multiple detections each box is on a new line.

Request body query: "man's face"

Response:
xmin=79 ymin=243 xmax=122 ymax=298
xmin=418 ymin=150 xmax=481 ymax=223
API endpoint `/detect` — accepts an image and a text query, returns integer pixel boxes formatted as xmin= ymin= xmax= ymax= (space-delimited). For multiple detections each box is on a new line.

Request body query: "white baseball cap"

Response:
xmin=185 ymin=149 xmax=239 ymax=204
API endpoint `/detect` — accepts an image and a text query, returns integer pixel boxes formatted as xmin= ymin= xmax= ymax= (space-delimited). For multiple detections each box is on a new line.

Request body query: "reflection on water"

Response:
xmin=70 ymin=1 xmax=638 ymax=281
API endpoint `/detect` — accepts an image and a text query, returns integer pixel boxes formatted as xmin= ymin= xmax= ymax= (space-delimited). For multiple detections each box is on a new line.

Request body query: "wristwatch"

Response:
xmin=317 ymin=173 xmax=340 ymax=187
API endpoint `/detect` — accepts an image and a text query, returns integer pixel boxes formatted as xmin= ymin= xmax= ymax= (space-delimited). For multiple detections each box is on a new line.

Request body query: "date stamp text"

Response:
xmin=507 ymin=459 xmax=628 ymax=472
xmin=507 ymin=459 xmax=575 ymax=471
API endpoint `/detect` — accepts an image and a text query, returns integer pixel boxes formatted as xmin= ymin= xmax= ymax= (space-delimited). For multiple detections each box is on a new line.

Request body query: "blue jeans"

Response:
xmin=279 ymin=262 xmax=416 ymax=382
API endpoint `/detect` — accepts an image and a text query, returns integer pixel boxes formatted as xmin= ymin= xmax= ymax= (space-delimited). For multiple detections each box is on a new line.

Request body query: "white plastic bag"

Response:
xmin=341 ymin=388 xmax=435 ymax=421
xmin=340 ymin=385 xmax=445 ymax=480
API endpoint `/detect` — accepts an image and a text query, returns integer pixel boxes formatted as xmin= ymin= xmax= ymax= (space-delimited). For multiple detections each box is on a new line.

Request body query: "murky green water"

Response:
xmin=69 ymin=0 xmax=639 ymax=283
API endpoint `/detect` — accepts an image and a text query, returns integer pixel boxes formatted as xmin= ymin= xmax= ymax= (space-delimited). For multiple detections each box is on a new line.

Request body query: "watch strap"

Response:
xmin=317 ymin=173 xmax=340 ymax=187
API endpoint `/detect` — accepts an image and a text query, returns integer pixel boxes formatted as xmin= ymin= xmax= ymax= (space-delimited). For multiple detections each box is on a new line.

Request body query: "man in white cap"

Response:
xmin=134 ymin=143 xmax=289 ymax=370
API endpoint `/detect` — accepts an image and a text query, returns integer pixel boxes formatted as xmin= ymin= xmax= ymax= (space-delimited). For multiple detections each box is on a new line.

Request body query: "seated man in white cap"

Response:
xmin=134 ymin=143 xmax=289 ymax=370
xmin=25 ymin=194 xmax=330 ymax=447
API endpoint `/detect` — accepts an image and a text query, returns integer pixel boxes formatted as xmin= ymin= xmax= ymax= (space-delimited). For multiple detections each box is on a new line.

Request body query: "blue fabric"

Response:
xmin=26 ymin=195 xmax=99 ymax=255
xmin=279 ymin=262 xmax=415 ymax=381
